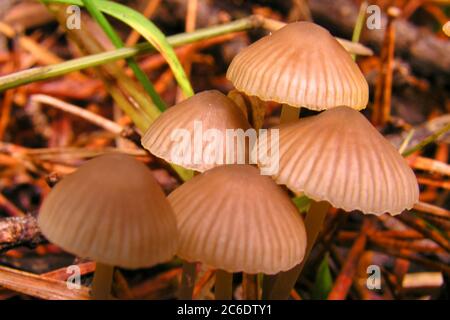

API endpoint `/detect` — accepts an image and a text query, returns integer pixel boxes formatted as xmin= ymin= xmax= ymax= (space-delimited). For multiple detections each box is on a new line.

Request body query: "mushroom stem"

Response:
xmin=91 ymin=262 xmax=115 ymax=300
xmin=262 ymin=274 xmax=277 ymax=299
xmin=215 ymin=270 xmax=233 ymax=300
xmin=178 ymin=260 xmax=197 ymax=300
xmin=268 ymin=200 xmax=330 ymax=300
xmin=280 ymin=105 xmax=300 ymax=124
xmin=242 ymin=273 xmax=259 ymax=300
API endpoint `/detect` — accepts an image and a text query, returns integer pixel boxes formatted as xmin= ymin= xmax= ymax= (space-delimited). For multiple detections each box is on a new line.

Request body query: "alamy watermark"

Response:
xmin=66 ymin=265 xmax=81 ymax=290
xmin=366 ymin=265 xmax=382 ymax=290
xmin=66 ymin=5 xmax=81 ymax=30
xmin=366 ymin=5 xmax=382 ymax=30
xmin=169 ymin=120 xmax=279 ymax=175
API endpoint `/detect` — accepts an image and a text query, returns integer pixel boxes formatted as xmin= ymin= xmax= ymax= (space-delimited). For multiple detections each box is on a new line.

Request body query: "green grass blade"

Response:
xmin=0 ymin=17 xmax=257 ymax=91
xmin=42 ymin=0 xmax=194 ymax=98
xmin=81 ymin=0 xmax=166 ymax=112
xmin=292 ymin=195 xmax=311 ymax=213
xmin=351 ymin=1 xmax=368 ymax=61
xmin=312 ymin=254 xmax=333 ymax=300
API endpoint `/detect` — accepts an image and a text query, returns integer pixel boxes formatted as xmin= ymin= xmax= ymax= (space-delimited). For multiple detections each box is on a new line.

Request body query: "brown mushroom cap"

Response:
xmin=141 ymin=90 xmax=251 ymax=172
xmin=227 ymin=22 xmax=369 ymax=111
xmin=168 ymin=164 xmax=307 ymax=274
xmin=257 ymin=106 xmax=419 ymax=215
xmin=38 ymin=153 xmax=178 ymax=269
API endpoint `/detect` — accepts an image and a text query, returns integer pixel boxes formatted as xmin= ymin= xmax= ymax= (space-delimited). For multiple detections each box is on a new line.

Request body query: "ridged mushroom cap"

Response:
xmin=168 ymin=164 xmax=307 ymax=274
xmin=227 ymin=22 xmax=369 ymax=111
xmin=141 ymin=90 xmax=251 ymax=172
xmin=38 ymin=153 xmax=178 ymax=269
xmin=257 ymin=106 xmax=419 ymax=215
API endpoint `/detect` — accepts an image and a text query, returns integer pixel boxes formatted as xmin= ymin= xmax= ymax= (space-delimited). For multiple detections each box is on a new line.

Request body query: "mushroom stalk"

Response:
xmin=242 ymin=273 xmax=259 ymax=300
xmin=91 ymin=262 xmax=115 ymax=300
xmin=268 ymin=200 xmax=330 ymax=300
xmin=178 ymin=261 xmax=197 ymax=300
xmin=262 ymin=275 xmax=277 ymax=299
xmin=215 ymin=270 xmax=233 ymax=300
xmin=280 ymin=105 xmax=300 ymax=124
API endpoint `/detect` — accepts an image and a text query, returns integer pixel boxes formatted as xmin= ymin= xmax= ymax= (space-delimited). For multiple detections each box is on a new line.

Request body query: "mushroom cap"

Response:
xmin=168 ymin=164 xmax=307 ymax=274
xmin=141 ymin=90 xmax=252 ymax=172
xmin=38 ymin=153 xmax=178 ymax=269
xmin=257 ymin=106 xmax=419 ymax=215
xmin=226 ymin=22 xmax=369 ymax=111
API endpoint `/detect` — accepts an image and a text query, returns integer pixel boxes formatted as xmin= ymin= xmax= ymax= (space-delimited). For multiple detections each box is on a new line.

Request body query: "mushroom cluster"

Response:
xmin=227 ymin=21 xmax=419 ymax=299
xmin=37 ymin=21 xmax=419 ymax=301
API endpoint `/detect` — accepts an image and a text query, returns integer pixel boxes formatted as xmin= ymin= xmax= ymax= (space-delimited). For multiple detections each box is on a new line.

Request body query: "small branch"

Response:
xmin=0 ymin=265 xmax=90 ymax=300
xmin=407 ymin=155 xmax=450 ymax=177
xmin=396 ymin=214 xmax=450 ymax=252
xmin=328 ymin=218 xmax=374 ymax=300
xmin=372 ymin=245 xmax=450 ymax=275
xmin=414 ymin=202 xmax=450 ymax=221
xmin=372 ymin=7 xmax=401 ymax=126
xmin=0 ymin=216 xmax=45 ymax=252
xmin=30 ymin=94 xmax=123 ymax=134
xmin=130 ymin=268 xmax=181 ymax=299
xmin=193 ymin=270 xmax=215 ymax=299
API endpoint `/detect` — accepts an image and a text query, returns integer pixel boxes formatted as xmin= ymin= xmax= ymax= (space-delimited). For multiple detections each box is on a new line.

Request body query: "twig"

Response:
xmin=417 ymin=177 xmax=450 ymax=190
xmin=0 ymin=265 xmax=90 ymax=300
xmin=369 ymin=235 xmax=444 ymax=254
xmin=407 ymin=155 xmax=450 ymax=176
xmin=396 ymin=214 xmax=450 ymax=252
xmin=130 ymin=268 xmax=181 ymax=299
xmin=0 ymin=216 xmax=44 ymax=252
xmin=193 ymin=269 xmax=215 ymax=299
xmin=372 ymin=7 xmax=401 ymax=126
xmin=328 ymin=218 xmax=374 ymax=300
xmin=414 ymin=202 xmax=450 ymax=220
xmin=372 ymin=246 xmax=450 ymax=275
xmin=0 ymin=21 xmax=63 ymax=65
xmin=30 ymin=94 xmax=123 ymax=134
xmin=338 ymin=230 xmax=423 ymax=242
xmin=185 ymin=0 xmax=198 ymax=33
xmin=0 ymin=262 xmax=96 ymax=299
xmin=43 ymin=262 xmax=95 ymax=281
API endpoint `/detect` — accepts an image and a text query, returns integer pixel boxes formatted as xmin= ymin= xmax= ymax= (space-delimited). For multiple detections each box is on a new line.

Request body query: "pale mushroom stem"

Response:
xmin=268 ymin=200 xmax=331 ymax=300
xmin=280 ymin=105 xmax=300 ymax=124
xmin=91 ymin=262 xmax=115 ymax=300
xmin=178 ymin=261 xmax=197 ymax=299
xmin=215 ymin=270 xmax=233 ymax=300
xmin=242 ymin=273 xmax=259 ymax=300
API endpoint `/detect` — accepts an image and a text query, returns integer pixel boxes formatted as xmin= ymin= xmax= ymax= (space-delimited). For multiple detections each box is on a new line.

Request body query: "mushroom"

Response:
xmin=168 ymin=164 xmax=307 ymax=299
xmin=226 ymin=21 xmax=369 ymax=123
xmin=141 ymin=90 xmax=251 ymax=173
xmin=38 ymin=153 xmax=178 ymax=299
xmin=257 ymin=106 xmax=419 ymax=299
